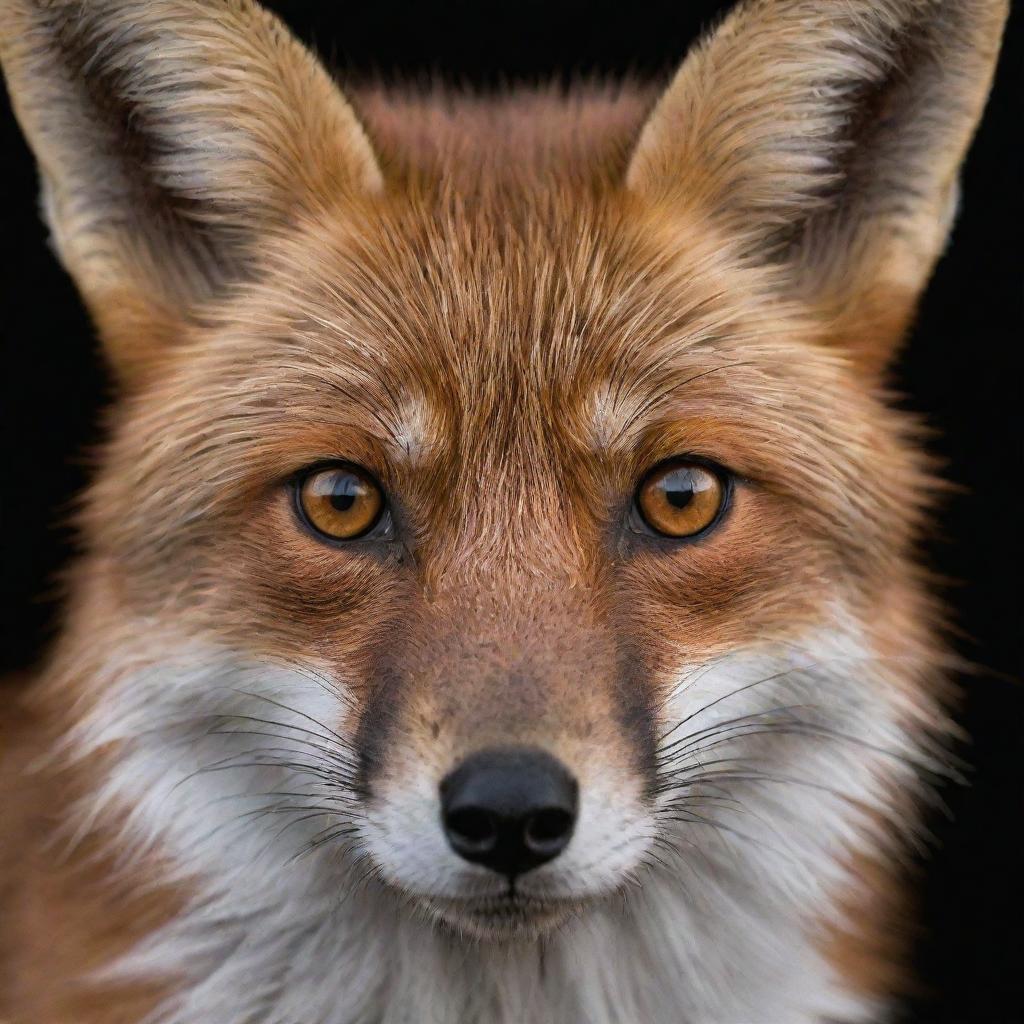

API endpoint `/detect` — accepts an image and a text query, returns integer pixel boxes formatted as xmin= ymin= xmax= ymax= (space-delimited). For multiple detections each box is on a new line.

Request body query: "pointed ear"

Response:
xmin=626 ymin=0 xmax=1007 ymax=374
xmin=1 ymin=0 xmax=382 ymax=383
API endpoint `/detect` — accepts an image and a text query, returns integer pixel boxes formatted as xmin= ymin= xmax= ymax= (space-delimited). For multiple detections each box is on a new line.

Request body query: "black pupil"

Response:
xmin=663 ymin=469 xmax=696 ymax=508
xmin=328 ymin=474 xmax=361 ymax=512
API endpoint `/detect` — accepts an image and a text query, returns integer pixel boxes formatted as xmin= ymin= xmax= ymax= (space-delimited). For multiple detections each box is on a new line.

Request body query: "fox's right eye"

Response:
xmin=294 ymin=463 xmax=385 ymax=541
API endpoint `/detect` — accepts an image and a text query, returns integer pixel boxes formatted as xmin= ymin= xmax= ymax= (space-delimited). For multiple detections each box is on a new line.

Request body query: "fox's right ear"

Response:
xmin=0 ymin=0 xmax=382 ymax=384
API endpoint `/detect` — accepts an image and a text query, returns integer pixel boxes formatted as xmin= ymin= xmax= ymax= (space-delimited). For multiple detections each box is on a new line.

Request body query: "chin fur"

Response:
xmin=419 ymin=893 xmax=585 ymax=941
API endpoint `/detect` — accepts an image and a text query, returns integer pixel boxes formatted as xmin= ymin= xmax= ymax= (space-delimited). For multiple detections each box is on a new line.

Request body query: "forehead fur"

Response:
xmin=84 ymin=88 xmax=931 ymax=586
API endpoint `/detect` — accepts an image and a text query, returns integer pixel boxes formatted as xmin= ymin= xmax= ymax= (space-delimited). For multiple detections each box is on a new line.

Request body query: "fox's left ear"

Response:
xmin=626 ymin=0 xmax=1007 ymax=374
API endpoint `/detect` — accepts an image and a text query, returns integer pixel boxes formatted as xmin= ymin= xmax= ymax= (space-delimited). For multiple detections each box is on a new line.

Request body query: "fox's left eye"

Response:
xmin=294 ymin=463 xmax=385 ymax=541
xmin=634 ymin=459 xmax=730 ymax=539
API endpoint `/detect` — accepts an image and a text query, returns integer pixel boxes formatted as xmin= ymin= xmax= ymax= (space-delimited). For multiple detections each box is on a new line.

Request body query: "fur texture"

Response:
xmin=0 ymin=1 xmax=1007 ymax=1022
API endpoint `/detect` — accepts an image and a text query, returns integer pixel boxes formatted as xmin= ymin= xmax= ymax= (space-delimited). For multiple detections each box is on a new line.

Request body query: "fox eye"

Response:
xmin=635 ymin=459 xmax=729 ymax=539
xmin=295 ymin=464 xmax=385 ymax=541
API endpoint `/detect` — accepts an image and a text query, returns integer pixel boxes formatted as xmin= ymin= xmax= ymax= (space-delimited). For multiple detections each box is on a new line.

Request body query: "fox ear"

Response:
xmin=1 ymin=0 xmax=382 ymax=383
xmin=626 ymin=0 xmax=1007 ymax=374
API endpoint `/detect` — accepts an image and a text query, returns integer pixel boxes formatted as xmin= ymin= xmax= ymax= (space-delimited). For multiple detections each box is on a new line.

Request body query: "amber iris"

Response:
xmin=636 ymin=460 xmax=726 ymax=538
xmin=297 ymin=465 xmax=383 ymax=540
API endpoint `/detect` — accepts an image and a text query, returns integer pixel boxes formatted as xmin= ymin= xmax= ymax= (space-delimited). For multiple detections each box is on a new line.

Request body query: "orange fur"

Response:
xmin=0 ymin=1 xmax=1007 ymax=1021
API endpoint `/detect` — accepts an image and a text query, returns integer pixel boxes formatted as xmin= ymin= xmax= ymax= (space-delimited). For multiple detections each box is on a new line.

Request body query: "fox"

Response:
xmin=0 ymin=0 xmax=1008 ymax=1022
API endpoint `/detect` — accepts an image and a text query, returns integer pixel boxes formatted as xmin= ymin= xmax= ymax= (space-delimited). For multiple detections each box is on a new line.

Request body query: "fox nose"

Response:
xmin=440 ymin=746 xmax=578 ymax=879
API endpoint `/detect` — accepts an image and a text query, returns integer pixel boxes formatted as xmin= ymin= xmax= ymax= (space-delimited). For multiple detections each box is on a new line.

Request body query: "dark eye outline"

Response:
xmin=630 ymin=456 xmax=734 ymax=541
xmin=290 ymin=460 xmax=392 ymax=544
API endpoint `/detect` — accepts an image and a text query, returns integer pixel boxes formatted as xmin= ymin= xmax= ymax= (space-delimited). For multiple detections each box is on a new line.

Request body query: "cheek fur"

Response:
xmin=68 ymin=641 xmax=364 ymax=880
xmin=652 ymin=610 xmax=929 ymax=894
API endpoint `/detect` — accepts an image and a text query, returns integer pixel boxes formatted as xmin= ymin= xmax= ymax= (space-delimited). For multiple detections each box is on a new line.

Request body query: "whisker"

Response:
xmin=223 ymin=693 xmax=354 ymax=748
xmin=658 ymin=704 xmax=812 ymax=760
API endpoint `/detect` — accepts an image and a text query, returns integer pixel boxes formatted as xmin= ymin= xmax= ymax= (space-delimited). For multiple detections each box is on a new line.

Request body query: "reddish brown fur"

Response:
xmin=0 ymin=1 xmax=1006 ymax=1020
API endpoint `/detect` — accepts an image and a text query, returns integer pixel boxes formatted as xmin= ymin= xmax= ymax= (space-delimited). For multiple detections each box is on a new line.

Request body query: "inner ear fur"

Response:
xmin=0 ymin=0 xmax=382 ymax=383
xmin=627 ymin=0 xmax=1007 ymax=375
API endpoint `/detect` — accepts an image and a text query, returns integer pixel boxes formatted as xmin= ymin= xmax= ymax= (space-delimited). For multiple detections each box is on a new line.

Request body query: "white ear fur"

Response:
xmin=0 ymin=0 xmax=382 ymax=379
xmin=627 ymin=0 xmax=1007 ymax=370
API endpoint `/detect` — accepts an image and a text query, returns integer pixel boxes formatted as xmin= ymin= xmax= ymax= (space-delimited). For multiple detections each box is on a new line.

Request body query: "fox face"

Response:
xmin=1 ymin=1 xmax=1006 ymax=1022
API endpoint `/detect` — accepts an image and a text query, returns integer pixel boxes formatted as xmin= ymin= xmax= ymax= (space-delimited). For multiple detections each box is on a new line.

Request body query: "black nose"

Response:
xmin=440 ymin=746 xmax=578 ymax=879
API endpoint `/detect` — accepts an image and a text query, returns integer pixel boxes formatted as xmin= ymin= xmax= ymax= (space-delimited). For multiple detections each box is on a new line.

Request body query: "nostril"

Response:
xmin=523 ymin=807 xmax=574 ymax=854
xmin=444 ymin=806 xmax=498 ymax=854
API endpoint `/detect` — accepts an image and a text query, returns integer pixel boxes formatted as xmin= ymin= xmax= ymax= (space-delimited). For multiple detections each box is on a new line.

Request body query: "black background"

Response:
xmin=1 ymin=3 xmax=1020 ymax=1021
